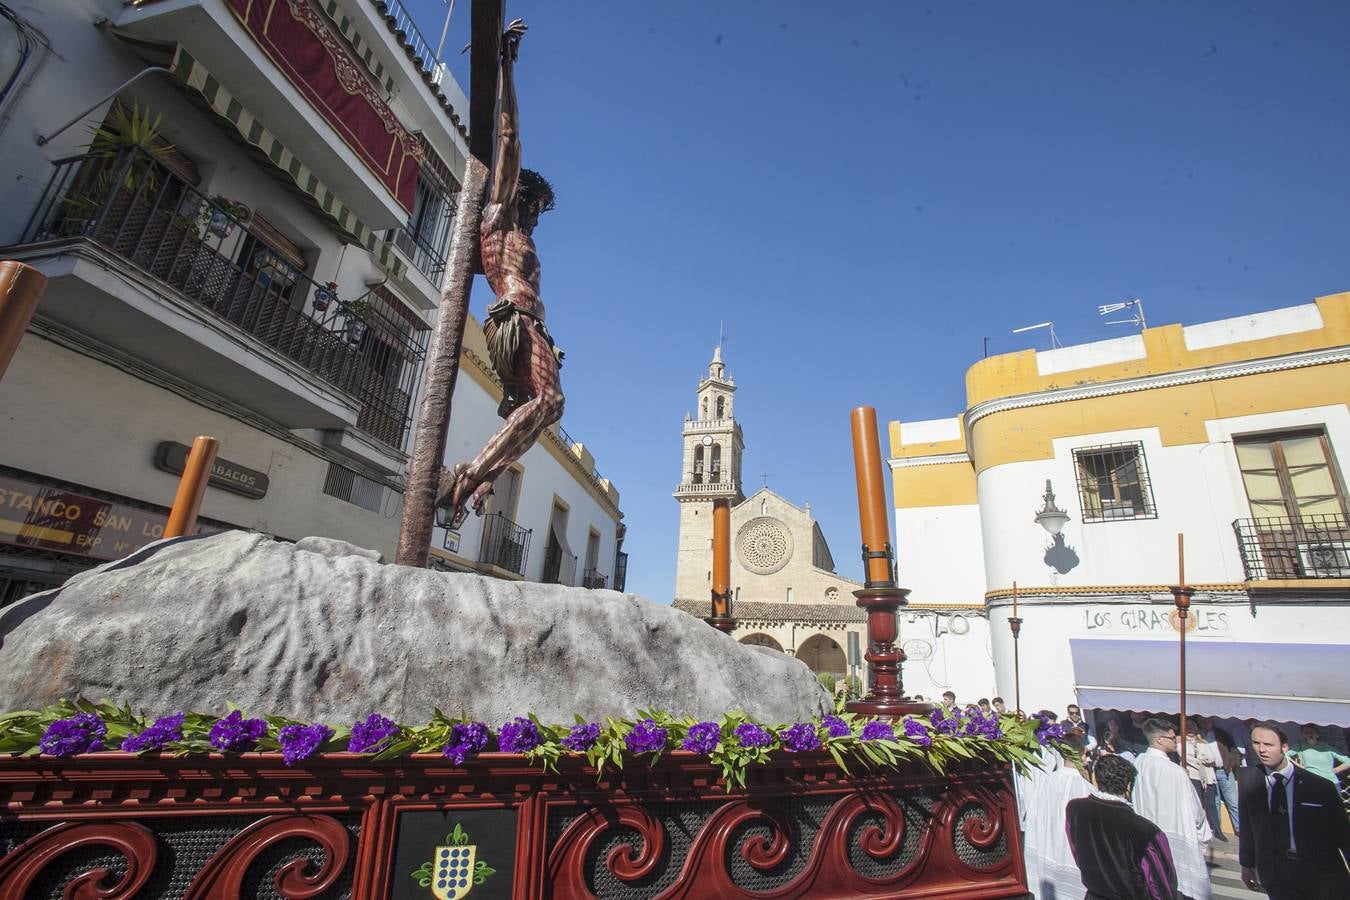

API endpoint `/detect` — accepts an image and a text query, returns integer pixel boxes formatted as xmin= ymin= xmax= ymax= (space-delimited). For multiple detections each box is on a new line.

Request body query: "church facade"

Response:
xmin=671 ymin=349 xmax=867 ymax=681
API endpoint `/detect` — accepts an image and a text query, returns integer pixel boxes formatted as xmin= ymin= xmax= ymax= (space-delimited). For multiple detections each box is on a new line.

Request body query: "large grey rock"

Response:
xmin=0 ymin=531 xmax=831 ymax=725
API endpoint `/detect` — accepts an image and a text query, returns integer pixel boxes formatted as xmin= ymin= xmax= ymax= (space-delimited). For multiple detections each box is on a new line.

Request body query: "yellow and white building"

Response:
xmin=890 ymin=291 xmax=1350 ymax=724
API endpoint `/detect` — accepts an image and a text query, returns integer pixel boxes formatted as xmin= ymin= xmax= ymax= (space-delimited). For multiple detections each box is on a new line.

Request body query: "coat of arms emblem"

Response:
xmin=410 ymin=823 xmax=495 ymax=898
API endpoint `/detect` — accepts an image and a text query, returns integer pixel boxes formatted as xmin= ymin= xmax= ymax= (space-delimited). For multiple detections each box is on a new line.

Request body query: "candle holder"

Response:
xmin=706 ymin=588 xmax=736 ymax=633
xmin=843 ymin=405 xmax=936 ymax=719
xmin=1171 ymin=583 xmax=1195 ymax=757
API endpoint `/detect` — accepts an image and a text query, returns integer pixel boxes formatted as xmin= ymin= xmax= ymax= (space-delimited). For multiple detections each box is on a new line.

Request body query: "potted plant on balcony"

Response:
xmin=199 ymin=195 xmax=250 ymax=238
xmin=337 ymin=295 xmax=375 ymax=344
xmin=312 ymin=281 xmax=338 ymax=312
xmin=56 ymin=102 xmax=175 ymax=238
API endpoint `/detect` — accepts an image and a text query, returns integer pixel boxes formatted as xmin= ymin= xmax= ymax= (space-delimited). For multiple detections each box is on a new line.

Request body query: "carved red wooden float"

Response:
xmin=0 ymin=751 xmax=1027 ymax=898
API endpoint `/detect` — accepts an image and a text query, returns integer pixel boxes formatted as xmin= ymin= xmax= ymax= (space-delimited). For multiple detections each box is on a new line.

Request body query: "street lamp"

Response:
xmin=1009 ymin=480 xmax=1072 ymax=716
xmin=1034 ymin=479 xmax=1070 ymax=535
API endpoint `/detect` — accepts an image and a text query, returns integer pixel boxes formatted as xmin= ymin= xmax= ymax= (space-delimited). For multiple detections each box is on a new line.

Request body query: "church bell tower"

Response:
xmin=674 ymin=347 xmax=744 ymax=600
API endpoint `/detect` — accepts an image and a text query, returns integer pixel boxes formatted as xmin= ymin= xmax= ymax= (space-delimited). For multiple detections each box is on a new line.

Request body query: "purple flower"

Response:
xmin=902 ymin=717 xmax=932 ymax=748
xmin=822 ymin=715 xmax=851 ymax=738
xmin=1035 ymin=721 xmax=1066 ymax=745
xmin=278 ymin=722 xmax=333 ymax=766
xmin=209 ymin=710 xmax=267 ymax=752
xmin=734 ymin=722 xmax=774 ymax=749
xmin=120 ymin=712 xmax=185 ymax=752
xmin=981 ymin=719 xmax=1003 ymax=741
xmin=624 ymin=719 xmax=668 ymax=755
xmin=781 ymin=722 xmax=820 ymax=753
xmin=443 ymin=722 xmax=490 ymax=765
xmin=861 ymin=720 xmax=896 ymax=742
xmin=39 ymin=713 xmax=106 ymax=757
xmin=682 ymin=721 xmax=721 ymax=754
xmin=932 ymin=714 xmax=962 ymax=736
xmin=498 ymin=717 xmax=543 ymax=754
xmin=347 ymin=714 xmax=399 ymax=753
xmin=562 ymin=722 xmax=600 ymax=752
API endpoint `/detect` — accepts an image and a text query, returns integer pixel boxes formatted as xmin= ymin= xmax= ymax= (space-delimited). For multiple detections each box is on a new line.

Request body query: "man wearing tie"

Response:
xmin=1238 ymin=721 xmax=1350 ymax=899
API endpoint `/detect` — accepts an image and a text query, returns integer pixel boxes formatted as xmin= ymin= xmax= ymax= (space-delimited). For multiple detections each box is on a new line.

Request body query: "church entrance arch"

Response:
xmin=796 ymin=633 xmax=846 ymax=677
xmin=739 ymin=632 xmax=783 ymax=652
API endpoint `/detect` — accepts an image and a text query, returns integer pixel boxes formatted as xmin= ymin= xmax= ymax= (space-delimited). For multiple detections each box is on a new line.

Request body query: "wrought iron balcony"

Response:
xmin=479 ymin=512 xmax=530 ymax=576
xmin=383 ymin=225 xmax=447 ymax=282
xmin=543 ymin=543 xmax=577 ymax=587
xmin=581 ymin=568 xmax=607 ymax=590
xmin=1232 ymin=514 xmax=1350 ymax=580
xmin=20 ymin=148 xmax=427 ymax=450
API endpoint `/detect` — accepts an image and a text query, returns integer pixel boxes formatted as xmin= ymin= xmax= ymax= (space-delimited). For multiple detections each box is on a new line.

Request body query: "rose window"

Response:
xmin=737 ymin=517 xmax=793 ymax=575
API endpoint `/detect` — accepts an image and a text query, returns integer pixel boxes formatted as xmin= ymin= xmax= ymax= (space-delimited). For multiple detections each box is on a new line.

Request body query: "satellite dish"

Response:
xmin=947 ymin=614 xmax=970 ymax=635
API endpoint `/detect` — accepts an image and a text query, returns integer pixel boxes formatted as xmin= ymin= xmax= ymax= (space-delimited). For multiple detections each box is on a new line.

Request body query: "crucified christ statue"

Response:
xmin=436 ymin=18 xmax=563 ymax=529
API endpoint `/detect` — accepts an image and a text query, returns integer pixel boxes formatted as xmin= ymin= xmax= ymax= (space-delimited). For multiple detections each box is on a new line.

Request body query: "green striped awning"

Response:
xmin=165 ymin=44 xmax=406 ymax=278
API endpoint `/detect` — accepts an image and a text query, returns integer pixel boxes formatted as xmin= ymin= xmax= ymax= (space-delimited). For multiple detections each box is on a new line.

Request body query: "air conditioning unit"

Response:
xmin=1297 ymin=542 xmax=1350 ymax=577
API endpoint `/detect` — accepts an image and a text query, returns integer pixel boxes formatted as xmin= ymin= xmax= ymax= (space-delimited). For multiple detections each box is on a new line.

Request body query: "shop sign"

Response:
xmin=1082 ymin=605 xmax=1231 ymax=637
xmin=0 ymin=474 xmax=212 ymax=561
xmin=154 ymin=441 xmax=269 ymax=500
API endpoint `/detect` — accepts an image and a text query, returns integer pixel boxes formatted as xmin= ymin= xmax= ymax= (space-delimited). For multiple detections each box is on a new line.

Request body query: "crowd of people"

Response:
xmin=935 ymin=694 xmax=1350 ymax=899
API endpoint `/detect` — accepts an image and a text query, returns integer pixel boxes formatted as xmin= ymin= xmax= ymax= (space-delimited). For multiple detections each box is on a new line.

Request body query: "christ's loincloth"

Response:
xmin=483 ymin=297 xmax=565 ymax=419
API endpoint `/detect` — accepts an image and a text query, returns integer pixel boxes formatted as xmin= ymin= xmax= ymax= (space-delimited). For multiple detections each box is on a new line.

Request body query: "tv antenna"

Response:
xmin=1012 ymin=321 xmax=1062 ymax=349
xmin=1097 ymin=298 xmax=1146 ymax=331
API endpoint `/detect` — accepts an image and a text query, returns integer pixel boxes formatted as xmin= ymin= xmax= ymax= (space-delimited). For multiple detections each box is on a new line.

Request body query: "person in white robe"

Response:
xmin=1132 ymin=717 xmax=1213 ymax=900
xmin=1023 ymin=729 xmax=1095 ymax=899
xmin=1015 ymin=742 xmax=1063 ymax=833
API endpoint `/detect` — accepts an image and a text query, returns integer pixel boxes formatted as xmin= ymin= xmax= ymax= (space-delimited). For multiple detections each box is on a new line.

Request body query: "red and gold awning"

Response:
xmin=226 ymin=0 xmax=421 ymax=213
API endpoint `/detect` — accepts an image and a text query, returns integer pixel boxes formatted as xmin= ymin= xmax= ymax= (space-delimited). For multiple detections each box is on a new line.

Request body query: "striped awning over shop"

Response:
xmin=114 ymin=33 xmax=406 ymax=279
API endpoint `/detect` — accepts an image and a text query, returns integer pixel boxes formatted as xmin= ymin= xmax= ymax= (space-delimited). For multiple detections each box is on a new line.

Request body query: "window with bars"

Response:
xmin=1073 ymin=442 xmax=1156 ymax=522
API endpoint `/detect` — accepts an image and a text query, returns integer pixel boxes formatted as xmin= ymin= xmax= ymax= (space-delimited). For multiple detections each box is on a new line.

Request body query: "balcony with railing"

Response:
xmin=478 ymin=512 xmax=530 ymax=577
xmin=1232 ymin=514 xmax=1350 ymax=580
xmin=12 ymin=147 xmax=427 ymax=450
xmin=384 ymin=225 xmax=448 ymax=282
xmin=581 ymin=568 xmax=608 ymax=590
xmin=543 ymin=543 xmax=577 ymax=587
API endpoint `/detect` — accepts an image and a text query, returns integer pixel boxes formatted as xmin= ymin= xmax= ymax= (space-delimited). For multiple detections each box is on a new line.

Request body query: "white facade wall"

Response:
xmin=988 ymin=597 xmax=1350 ymax=719
xmin=898 ymin=611 xmax=994 ymax=704
xmin=978 ymin=404 xmax=1350 ymax=591
xmin=895 ymin=502 xmax=986 ymax=605
xmin=0 ymin=333 xmax=399 ymax=551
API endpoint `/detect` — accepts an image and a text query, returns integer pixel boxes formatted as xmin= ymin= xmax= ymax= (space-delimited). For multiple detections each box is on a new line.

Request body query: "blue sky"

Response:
xmin=407 ymin=1 xmax=1350 ymax=603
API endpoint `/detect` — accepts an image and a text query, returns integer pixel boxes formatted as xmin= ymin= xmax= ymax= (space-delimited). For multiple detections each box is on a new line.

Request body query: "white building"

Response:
xmin=0 ymin=0 xmax=623 ymax=603
xmin=890 ymin=292 xmax=1350 ymax=727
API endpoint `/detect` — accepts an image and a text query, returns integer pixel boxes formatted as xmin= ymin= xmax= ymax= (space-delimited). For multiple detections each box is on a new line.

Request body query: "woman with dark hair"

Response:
xmin=1212 ymin=727 xmax=1241 ymax=835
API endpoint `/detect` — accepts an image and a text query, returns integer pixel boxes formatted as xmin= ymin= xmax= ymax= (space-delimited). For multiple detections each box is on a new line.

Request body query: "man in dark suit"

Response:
xmin=1238 ymin=721 xmax=1350 ymax=899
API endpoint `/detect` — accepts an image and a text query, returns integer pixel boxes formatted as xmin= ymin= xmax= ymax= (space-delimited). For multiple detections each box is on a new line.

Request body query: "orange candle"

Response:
xmin=712 ymin=499 xmax=730 ymax=615
xmin=850 ymin=406 xmax=893 ymax=586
